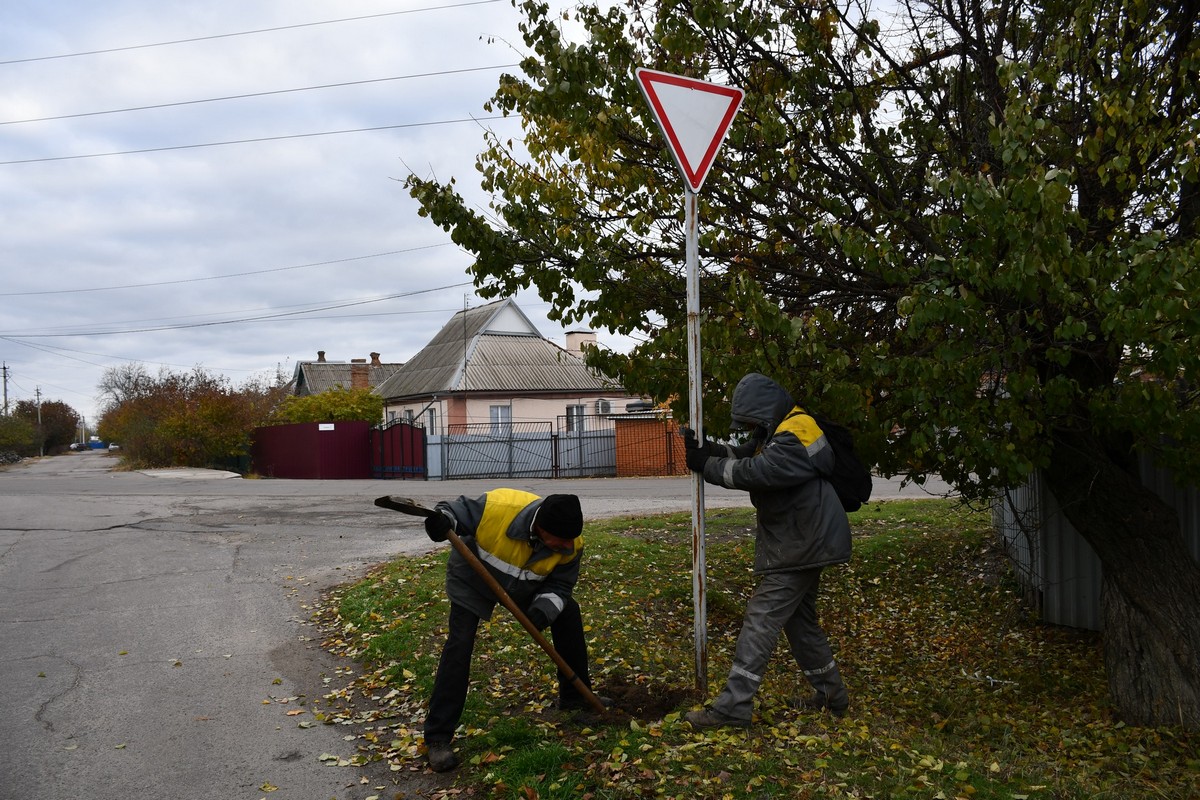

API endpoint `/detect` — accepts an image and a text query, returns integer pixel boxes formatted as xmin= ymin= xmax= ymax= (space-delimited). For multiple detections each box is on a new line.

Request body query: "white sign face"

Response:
xmin=318 ymin=423 xmax=335 ymax=431
xmin=635 ymin=68 xmax=745 ymax=192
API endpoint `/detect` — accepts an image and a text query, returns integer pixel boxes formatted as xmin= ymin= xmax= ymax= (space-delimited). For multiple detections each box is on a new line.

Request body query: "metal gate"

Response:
xmin=434 ymin=416 xmax=616 ymax=479
xmin=370 ymin=419 xmax=427 ymax=480
xmin=554 ymin=413 xmax=616 ymax=478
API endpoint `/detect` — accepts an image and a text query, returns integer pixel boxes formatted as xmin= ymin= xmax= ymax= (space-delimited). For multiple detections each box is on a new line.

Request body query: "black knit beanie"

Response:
xmin=536 ymin=494 xmax=583 ymax=539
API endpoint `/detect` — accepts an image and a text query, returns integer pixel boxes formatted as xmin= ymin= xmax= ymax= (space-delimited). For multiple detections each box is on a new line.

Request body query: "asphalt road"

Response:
xmin=0 ymin=452 xmax=950 ymax=800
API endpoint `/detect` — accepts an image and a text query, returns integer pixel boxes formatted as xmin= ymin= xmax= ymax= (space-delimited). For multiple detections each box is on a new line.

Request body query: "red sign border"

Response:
xmin=635 ymin=68 xmax=745 ymax=192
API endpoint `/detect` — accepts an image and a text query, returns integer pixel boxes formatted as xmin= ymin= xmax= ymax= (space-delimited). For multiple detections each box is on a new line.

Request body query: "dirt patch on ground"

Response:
xmin=599 ymin=673 xmax=698 ymax=720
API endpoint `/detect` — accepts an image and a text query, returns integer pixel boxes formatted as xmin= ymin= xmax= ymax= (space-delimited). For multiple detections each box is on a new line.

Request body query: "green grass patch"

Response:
xmin=311 ymin=499 xmax=1199 ymax=799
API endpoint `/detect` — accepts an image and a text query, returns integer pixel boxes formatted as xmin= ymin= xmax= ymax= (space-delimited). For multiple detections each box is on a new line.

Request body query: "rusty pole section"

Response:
xmin=684 ymin=188 xmax=708 ymax=695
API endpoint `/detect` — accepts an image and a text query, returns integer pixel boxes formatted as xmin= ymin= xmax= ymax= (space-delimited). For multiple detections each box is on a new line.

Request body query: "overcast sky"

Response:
xmin=0 ymin=0 xmax=636 ymax=428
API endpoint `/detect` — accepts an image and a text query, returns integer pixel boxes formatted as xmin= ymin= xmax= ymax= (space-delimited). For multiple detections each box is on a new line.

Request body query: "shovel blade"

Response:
xmin=374 ymin=496 xmax=435 ymax=517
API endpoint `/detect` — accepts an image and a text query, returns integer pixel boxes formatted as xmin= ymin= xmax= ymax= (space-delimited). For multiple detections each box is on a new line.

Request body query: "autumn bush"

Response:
xmin=97 ymin=367 xmax=285 ymax=469
xmin=0 ymin=414 xmax=38 ymax=458
xmin=314 ymin=500 xmax=1200 ymax=799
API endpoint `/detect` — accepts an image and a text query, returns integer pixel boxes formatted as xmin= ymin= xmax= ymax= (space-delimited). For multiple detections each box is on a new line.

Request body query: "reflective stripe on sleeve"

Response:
xmin=533 ymin=592 xmax=564 ymax=612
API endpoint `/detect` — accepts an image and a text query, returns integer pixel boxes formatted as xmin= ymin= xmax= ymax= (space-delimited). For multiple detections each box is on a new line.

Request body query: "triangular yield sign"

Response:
xmin=635 ymin=68 xmax=744 ymax=193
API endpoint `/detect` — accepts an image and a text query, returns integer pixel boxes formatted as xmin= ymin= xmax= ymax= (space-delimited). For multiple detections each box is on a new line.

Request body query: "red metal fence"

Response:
xmin=251 ymin=421 xmax=372 ymax=479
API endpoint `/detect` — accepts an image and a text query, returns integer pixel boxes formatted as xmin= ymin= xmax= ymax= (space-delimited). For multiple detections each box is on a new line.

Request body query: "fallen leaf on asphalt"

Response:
xmin=286 ymin=709 xmax=305 ymax=716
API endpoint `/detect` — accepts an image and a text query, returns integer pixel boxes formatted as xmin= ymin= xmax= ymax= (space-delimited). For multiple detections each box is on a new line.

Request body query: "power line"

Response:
xmin=0 ymin=116 xmax=513 ymax=165
xmin=0 ymin=65 xmax=520 ymax=126
xmin=0 ymin=245 xmax=452 ymax=297
xmin=0 ymin=0 xmax=506 ymax=66
xmin=4 ymin=283 xmax=475 ymax=338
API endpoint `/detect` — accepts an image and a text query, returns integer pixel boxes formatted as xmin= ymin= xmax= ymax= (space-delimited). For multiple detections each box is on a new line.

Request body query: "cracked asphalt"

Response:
xmin=0 ymin=452 xmax=947 ymax=800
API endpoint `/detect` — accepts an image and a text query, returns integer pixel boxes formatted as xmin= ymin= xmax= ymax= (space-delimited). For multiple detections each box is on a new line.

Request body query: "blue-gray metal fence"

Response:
xmin=428 ymin=415 xmax=617 ymax=480
xmin=993 ymin=451 xmax=1200 ymax=630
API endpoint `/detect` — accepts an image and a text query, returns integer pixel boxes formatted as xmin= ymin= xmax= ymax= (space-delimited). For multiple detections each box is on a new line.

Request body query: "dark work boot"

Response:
xmin=790 ymin=691 xmax=849 ymax=718
xmin=426 ymin=741 xmax=459 ymax=772
xmin=801 ymin=660 xmax=849 ymax=717
xmin=684 ymin=708 xmax=751 ymax=729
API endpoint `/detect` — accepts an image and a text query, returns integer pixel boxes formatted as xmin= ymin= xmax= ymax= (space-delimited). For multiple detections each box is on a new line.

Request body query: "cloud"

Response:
xmin=0 ymin=0 xmax=631 ymax=425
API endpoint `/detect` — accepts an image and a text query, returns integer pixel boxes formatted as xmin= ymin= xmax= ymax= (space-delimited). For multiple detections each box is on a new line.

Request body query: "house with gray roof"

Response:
xmin=291 ymin=351 xmax=403 ymax=397
xmin=375 ymin=298 xmax=644 ymax=436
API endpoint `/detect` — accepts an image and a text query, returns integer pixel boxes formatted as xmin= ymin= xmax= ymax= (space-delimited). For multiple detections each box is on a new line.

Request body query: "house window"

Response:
xmin=425 ymin=407 xmax=437 ymax=433
xmin=404 ymin=409 xmax=414 ymax=424
xmin=566 ymin=404 xmax=586 ymax=433
xmin=489 ymin=405 xmax=511 ymax=437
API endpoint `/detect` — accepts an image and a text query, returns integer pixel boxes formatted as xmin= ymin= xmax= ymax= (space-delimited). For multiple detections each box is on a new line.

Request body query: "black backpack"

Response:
xmin=807 ymin=411 xmax=873 ymax=512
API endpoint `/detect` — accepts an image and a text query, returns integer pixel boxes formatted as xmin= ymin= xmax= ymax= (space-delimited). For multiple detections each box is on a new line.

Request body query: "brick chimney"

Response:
xmin=370 ymin=352 xmax=382 ymax=366
xmin=317 ymin=350 xmax=326 ymax=362
xmin=350 ymin=358 xmax=369 ymax=389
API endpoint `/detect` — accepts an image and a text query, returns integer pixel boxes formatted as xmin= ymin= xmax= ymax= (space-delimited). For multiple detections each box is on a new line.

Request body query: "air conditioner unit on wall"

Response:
xmin=595 ymin=399 xmax=612 ymax=415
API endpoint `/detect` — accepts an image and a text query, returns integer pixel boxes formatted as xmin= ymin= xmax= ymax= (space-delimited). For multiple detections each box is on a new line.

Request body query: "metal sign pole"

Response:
xmin=634 ymin=66 xmax=742 ymax=698
xmin=684 ymin=188 xmax=707 ymax=695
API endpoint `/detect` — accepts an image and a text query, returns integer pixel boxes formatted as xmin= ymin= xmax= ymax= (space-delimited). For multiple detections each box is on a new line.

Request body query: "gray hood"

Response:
xmin=729 ymin=373 xmax=795 ymax=431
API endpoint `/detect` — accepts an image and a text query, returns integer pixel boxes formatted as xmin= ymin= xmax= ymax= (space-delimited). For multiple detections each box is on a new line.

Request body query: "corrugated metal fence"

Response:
xmin=993 ymin=452 xmax=1200 ymax=630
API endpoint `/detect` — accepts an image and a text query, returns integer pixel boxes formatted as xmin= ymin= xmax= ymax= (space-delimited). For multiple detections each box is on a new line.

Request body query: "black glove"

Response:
xmin=525 ymin=607 xmax=550 ymax=630
xmin=424 ymin=510 xmax=453 ymax=542
xmin=681 ymin=427 xmax=719 ymax=457
xmin=685 ymin=445 xmax=709 ymax=473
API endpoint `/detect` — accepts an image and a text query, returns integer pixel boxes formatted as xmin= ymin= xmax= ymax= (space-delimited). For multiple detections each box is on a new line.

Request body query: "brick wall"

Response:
xmin=615 ymin=417 xmax=688 ymax=477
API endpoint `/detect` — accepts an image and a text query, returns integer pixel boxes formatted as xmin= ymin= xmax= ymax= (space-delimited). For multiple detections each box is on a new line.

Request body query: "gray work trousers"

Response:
xmin=712 ymin=568 xmax=847 ymax=721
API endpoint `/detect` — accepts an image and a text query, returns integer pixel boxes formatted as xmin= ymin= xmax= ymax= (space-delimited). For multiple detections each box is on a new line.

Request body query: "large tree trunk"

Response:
xmin=1046 ymin=430 xmax=1200 ymax=729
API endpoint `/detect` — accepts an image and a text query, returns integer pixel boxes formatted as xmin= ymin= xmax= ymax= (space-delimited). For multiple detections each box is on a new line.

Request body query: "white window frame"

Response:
xmin=489 ymin=404 xmax=512 ymax=437
xmin=566 ymin=404 xmax=587 ymax=433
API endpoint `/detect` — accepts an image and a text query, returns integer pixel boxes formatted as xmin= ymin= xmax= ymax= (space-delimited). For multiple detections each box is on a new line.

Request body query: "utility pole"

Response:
xmin=1 ymin=362 xmax=8 ymax=415
xmin=36 ymin=386 xmax=43 ymax=456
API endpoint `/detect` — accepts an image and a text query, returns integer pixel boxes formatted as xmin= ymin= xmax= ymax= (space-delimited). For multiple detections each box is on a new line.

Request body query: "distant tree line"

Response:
xmin=0 ymin=399 xmax=81 ymax=458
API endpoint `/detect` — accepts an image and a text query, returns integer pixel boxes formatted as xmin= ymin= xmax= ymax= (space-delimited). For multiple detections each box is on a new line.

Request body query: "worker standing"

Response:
xmin=682 ymin=372 xmax=852 ymax=728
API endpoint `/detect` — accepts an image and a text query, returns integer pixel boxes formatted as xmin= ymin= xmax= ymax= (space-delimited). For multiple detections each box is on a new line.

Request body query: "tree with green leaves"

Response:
xmin=269 ymin=386 xmax=384 ymax=425
xmin=407 ymin=0 xmax=1200 ymax=727
xmin=0 ymin=414 xmax=37 ymax=456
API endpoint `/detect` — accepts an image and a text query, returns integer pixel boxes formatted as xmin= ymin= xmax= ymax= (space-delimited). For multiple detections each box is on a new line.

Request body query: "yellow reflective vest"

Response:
xmin=436 ymin=488 xmax=583 ymax=623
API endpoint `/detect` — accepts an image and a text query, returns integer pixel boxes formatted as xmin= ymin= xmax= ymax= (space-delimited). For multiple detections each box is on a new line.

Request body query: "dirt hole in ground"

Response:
xmin=596 ymin=673 xmax=698 ymax=722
